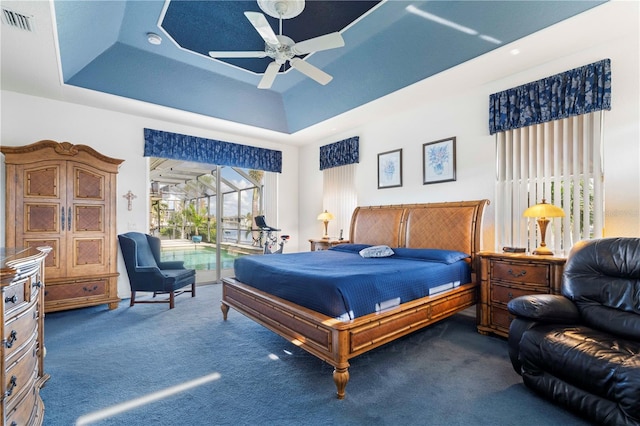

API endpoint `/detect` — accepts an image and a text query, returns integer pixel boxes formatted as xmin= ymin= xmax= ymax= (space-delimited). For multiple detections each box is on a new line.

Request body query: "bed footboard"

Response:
xmin=221 ymin=277 xmax=479 ymax=398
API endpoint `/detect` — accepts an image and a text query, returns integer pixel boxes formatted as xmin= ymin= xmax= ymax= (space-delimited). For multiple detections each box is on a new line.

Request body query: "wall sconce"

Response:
xmin=523 ymin=199 xmax=565 ymax=255
xmin=317 ymin=210 xmax=335 ymax=239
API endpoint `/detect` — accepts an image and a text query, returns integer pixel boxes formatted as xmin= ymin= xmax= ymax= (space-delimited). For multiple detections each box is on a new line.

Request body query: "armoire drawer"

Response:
xmin=44 ymin=279 xmax=107 ymax=301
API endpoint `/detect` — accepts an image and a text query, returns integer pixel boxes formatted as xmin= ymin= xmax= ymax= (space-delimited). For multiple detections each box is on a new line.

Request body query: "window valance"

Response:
xmin=143 ymin=128 xmax=282 ymax=173
xmin=319 ymin=136 xmax=359 ymax=170
xmin=489 ymin=59 xmax=611 ymax=135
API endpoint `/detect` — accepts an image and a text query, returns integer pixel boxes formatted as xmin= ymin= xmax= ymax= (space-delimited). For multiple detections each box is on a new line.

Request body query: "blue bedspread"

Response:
xmin=233 ymin=244 xmax=471 ymax=321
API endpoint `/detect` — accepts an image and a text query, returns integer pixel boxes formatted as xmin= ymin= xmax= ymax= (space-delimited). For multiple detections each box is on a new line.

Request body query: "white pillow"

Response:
xmin=359 ymin=245 xmax=395 ymax=258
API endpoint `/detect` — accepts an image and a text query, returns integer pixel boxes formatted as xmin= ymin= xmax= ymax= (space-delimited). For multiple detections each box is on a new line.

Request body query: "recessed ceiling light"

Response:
xmin=147 ymin=32 xmax=162 ymax=45
xmin=510 ymin=48 xmax=520 ymax=56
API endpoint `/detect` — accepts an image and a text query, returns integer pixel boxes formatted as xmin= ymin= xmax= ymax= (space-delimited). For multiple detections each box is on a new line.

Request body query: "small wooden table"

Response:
xmin=308 ymin=238 xmax=349 ymax=251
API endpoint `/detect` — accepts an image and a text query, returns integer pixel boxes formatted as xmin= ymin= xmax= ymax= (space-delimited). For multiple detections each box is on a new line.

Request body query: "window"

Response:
xmin=495 ymin=111 xmax=604 ymax=255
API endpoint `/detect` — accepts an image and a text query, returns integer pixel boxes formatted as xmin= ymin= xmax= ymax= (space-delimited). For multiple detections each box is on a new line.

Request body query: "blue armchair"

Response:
xmin=118 ymin=232 xmax=196 ymax=309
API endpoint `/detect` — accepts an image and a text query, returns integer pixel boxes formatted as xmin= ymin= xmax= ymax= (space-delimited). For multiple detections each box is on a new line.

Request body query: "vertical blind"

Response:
xmin=495 ymin=111 xmax=604 ymax=254
xmin=323 ymin=163 xmax=357 ymax=240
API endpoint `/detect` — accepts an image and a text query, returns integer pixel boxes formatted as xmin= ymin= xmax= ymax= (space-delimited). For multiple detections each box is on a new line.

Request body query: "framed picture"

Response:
xmin=423 ymin=137 xmax=456 ymax=185
xmin=378 ymin=149 xmax=402 ymax=189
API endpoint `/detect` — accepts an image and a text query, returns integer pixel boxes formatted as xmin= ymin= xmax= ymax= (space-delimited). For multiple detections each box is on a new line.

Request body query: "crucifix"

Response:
xmin=123 ymin=190 xmax=137 ymax=211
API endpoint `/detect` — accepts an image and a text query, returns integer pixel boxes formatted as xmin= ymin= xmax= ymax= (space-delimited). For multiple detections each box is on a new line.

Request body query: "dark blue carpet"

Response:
xmin=41 ymin=283 xmax=590 ymax=425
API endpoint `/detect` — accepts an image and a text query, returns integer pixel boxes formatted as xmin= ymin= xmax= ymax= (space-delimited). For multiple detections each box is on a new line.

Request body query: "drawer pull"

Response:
xmin=507 ymin=269 xmax=527 ymax=278
xmin=83 ymin=285 xmax=99 ymax=293
xmin=34 ymin=280 xmax=43 ymax=288
xmin=5 ymin=330 xmax=17 ymax=348
xmin=6 ymin=375 xmax=17 ymax=397
xmin=5 ymin=294 xmax=17 ymax=304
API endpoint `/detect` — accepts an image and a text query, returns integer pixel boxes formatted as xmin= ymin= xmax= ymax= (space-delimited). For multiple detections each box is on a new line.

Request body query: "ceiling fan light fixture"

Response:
xmin=257 ymin=0 xmax=305 ymax=20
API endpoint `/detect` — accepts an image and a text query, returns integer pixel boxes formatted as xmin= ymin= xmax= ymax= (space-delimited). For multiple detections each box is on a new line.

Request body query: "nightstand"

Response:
xmin=477 ymin=251 xmax=566 ymax=338
xmin=309 ymin=238 xmax=349 ymax=251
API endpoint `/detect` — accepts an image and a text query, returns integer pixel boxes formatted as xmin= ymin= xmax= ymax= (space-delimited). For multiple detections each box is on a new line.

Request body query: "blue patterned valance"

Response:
xmin=143 ymin=128 xmax=282 ymax=173
xmin=489 ymin=59 xmax=611 ymax=135
xmin=319 ymin=136 xmax=359 ymax=170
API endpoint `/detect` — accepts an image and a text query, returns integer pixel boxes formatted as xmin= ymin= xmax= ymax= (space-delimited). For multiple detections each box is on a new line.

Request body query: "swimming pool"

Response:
xmin=161 ymin=246 xmax=240 ymax=270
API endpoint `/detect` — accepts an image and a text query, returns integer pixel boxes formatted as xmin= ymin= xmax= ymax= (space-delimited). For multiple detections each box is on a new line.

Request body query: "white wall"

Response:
xmin=0 ymin=92 xmax=300 ymax=298
xmin=298 ymin=1 xmax=640 ymax=251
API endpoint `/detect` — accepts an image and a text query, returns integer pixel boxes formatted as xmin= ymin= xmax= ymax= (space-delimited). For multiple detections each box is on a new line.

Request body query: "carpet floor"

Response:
xmin=40 ymin=283 xmax=591 ymax=425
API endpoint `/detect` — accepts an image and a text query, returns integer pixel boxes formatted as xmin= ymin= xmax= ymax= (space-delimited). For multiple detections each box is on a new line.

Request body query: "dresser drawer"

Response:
xmin=4 ymin=301 xmax=39 ymax=360
xmin=4 ymin=337 xmax=38 ymax=408
xmin=3 ymin=280 xmax=27 ymax=314
xmin=491 ymin=284 xmax=542 ymax=305
xmin=491 ymin=260 xmax=549 ymax=285
xmin=5 ymin=380 xmax=39 ymax=426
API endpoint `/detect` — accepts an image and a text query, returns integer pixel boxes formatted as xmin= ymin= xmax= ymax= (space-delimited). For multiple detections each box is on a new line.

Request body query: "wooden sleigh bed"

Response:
xmin=221 ymin=199 xmax=489 ymax=398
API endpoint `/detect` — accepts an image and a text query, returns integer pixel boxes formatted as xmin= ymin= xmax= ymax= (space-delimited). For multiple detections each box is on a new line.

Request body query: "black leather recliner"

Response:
xmin=507 ymin=237 xmax=640 ymax=426
xmin=118 ymin=232 xmax=196 ymax=309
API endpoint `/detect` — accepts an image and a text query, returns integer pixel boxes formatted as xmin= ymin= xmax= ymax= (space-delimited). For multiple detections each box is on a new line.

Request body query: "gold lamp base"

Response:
xmin=532 ymin=245 xmax=554 ymax=256
xmin=533 ymin=217 xmax=553 ymax=255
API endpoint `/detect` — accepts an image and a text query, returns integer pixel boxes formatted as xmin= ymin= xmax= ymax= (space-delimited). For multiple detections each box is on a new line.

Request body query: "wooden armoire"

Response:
xmin=2 ymin=140 xmax=124 ymax=312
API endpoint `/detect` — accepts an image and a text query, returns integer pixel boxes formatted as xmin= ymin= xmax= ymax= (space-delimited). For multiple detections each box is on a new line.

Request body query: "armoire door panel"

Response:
xmin=24 ymin=203 xmax=60 ymax=233
xmin=74 ymin=205 xmax=103 ymax=232
xmin=73 ymin=238 xmax=104 ymax=267
xmin=25 ymin=166 xmax=59 ymax=198
xmin=73 ymin=167 xmax=104 ymax=200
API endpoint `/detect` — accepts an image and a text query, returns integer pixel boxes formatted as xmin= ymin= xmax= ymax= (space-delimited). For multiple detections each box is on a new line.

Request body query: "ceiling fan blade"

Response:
xmin=244 ymin=11 xmax=280 ymax=47
xmin=290 ymin=57 xmax=332 ymax=85
xmin=258 ymin=61 xmax=281 ymax=89
xmin=292 ymin=32 xmax=345 ymax=55
xmin=209 ymin=51 xmax=267 ymax=58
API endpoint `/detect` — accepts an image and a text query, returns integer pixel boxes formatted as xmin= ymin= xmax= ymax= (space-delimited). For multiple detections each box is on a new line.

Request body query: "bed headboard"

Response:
xmin=349 ymin=200 xmax=489 ymax=269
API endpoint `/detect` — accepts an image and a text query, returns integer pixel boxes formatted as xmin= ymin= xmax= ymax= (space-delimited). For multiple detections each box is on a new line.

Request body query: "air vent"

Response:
xmin=2 ymin=7 xmax=34 ymax=32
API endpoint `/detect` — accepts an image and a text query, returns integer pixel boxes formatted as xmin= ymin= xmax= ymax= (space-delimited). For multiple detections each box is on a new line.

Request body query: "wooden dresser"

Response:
xmin=2 ymin=140 xmax=123 ymax=312
xmin=477 ymin=251 xmax=566 ymax=338
xmin=1 ymin=246 xmax=50 ymax=425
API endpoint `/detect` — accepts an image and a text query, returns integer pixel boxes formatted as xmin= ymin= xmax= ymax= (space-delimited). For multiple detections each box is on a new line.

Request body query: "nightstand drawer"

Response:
xmin=491 ymin=260 xmax=549 ymax=285
xmin=491 ymin=284 xmax=540 ymax=305
xmin=491 ymin=306 xmax=515 ymax=331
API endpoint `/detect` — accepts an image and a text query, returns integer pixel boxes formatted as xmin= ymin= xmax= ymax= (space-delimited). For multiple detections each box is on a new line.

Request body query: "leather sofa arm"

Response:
xmin=507 ymin=294 xmax=580 ymax=323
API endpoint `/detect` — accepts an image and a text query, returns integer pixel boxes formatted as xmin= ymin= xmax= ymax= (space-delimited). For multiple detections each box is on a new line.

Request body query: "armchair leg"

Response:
xmin=169 ymin=291 xmax=175 ymax=309
xmin=130 ymin=291 xmax=136 ymax=307
xmin=191 ymin=282 xmax=196 ymax=297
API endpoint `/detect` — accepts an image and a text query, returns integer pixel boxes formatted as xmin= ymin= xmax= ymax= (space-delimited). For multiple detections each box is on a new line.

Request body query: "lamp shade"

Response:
xmin=317 ymin=210 xmax=335 ymax=221
xmin=317 ymin=210 xmax=334 ymax=239
xmin=523 ymin=200 xmax=565 ymax=218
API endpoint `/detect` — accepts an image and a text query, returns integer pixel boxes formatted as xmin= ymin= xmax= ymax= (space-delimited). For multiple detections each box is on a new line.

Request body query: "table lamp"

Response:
xmin=523 ymin=199 xmax=565 ymax=255
xmin=317 ymin=210 xmax=335 ymax=239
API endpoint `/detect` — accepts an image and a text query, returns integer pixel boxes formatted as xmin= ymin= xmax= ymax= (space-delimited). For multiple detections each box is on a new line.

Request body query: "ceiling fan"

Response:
xmin=208 ymin=0 xmax=345 ymax=89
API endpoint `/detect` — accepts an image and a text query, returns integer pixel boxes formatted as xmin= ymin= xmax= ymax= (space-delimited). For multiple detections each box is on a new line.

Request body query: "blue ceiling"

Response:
xmin=53 ymin=1 xmax=605 ymax=134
